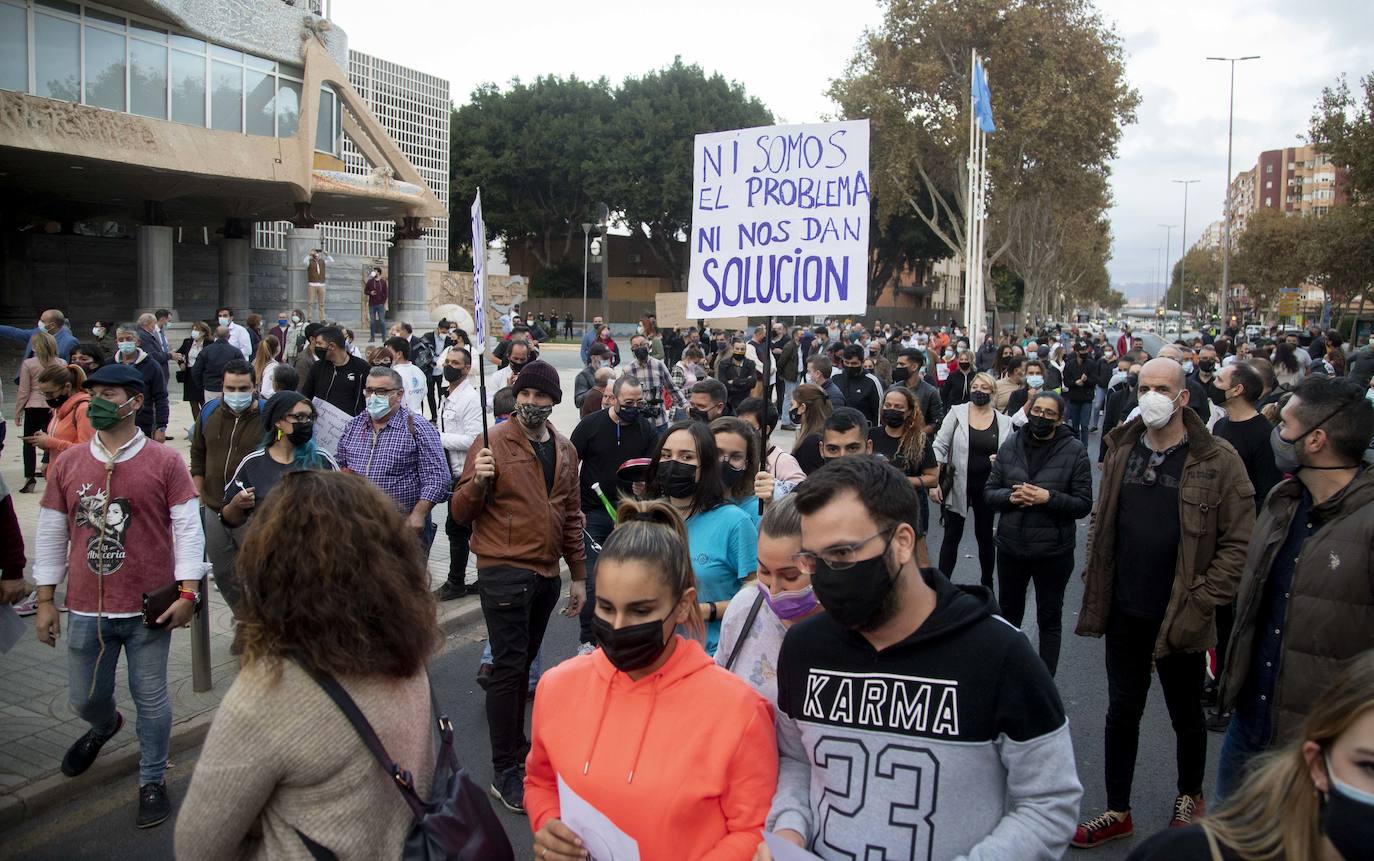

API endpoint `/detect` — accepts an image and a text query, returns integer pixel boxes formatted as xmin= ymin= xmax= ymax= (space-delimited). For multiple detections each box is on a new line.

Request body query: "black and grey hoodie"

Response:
xmin=768 ymin=568 xmax=1081 ymax=860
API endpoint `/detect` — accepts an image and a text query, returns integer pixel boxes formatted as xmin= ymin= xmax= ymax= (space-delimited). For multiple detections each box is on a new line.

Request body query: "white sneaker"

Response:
xmin=577 ymin=642 xmax=596 ymax=657
xmin=14 ymin=591 xmax=38 ymax=617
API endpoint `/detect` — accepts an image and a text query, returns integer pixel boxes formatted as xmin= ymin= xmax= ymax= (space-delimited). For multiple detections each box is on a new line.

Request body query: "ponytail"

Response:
xmin=37 ymin=363 xmax=85 ymax=391
xmin=603 ymin=499 xmax=705 ymax=640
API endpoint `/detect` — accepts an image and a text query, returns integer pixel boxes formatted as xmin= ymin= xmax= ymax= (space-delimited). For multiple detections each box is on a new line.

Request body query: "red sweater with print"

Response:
xmin=41 ymin=441 xmax=197 ymax=614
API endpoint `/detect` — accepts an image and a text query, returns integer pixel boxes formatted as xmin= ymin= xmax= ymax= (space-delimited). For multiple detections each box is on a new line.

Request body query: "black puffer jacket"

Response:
xmin=984 ymin=425 xmax=1093 ymax=558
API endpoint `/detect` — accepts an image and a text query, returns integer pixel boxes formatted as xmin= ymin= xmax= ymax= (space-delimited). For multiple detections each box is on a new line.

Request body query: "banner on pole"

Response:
xmin=471 ymin=189 xmax=487 ymax=342
xmin=688 ymin=120 xmax=870 ymax=318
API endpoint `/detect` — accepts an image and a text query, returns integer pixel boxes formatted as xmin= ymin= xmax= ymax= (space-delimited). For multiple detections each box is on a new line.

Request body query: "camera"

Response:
xmin=640 ymin=384 xmax=665 ymax=420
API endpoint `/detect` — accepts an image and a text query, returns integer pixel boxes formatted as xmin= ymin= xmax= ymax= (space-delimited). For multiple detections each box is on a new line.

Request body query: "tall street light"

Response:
xmin=1152 ymin=246 xmax=1164 ymax=311
xmin=1207 ymin=55 xmax=1260 ymax=332
xmin=1172 ymin=179 xmax=1200 ymax=326
xmin=1159 ymin=224 xmax=1177 ymax=330
xmin=581 ymin=222 xmax=593 ymax=335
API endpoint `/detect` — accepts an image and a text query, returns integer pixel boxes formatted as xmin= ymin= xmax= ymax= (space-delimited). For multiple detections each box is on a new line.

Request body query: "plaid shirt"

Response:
xmin=626 ymin=357 xmax=685 ymax=426
xmin=336 ymin=406 xmax=451 ymax=512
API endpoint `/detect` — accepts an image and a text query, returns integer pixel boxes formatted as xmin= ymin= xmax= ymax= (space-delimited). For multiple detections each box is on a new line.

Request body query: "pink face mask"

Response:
xmin=758 ymin=580 xmax=818 ymax=621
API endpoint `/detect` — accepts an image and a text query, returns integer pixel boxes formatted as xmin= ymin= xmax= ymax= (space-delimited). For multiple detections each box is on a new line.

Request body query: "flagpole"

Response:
xmin=975 ymin=123 xmax=989 ymax=346
xmin=963 ymin=49 xmax=978 ymax=337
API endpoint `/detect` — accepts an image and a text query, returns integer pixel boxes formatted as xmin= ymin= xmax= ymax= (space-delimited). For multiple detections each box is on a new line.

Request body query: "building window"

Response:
xmin=277 ymin=78 xmax=301 ymax=136
xmin=211 ymin=60 xmax=242 ymax=132
xmin=170 ymin=48 xmax=206 ymax=125
xmin=1265 ymin=164 xmax=1273 ymax=174
xmin=34 ymin=11 xmax=80 ymax=102
xmin=129 ymin=39 xmax=167 ymax=119
xmin=0 ymin=3 xmax=27 ymax=93
xmin=316 ymin=86 xmax=339 ymax=155
xmin=1265 ymin=196 xmax=1272 ymax=206
xmin=83 ymin=23 xmax=126 ymax=111
xmin=1266 ymin=180 xmax=1272 ymax=189
xmin=245 ymin=68 xmax=275 ymax=136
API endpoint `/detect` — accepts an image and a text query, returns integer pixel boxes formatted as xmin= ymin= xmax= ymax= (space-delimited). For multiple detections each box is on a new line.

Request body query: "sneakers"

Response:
xmin=61 ymin=712 xmax=124 ymax=777
xmin=20 ymin=478 xmax=36 ymax=493
xmin=433 ymin=582 xmax=466 ymax=602
xmin=476 ymin=662 xmax=493 ymax=690
xmin=1206 ymin=709 xmax=1232 ymax=733
xmin=1170 ymin=793 xmax=1205 ymax=828
xmin=136 ymin=782 xmax=171 ymax=828
xmin=577 ymin=642 xmax=596 ymax=657
xmin=489 ymin=767 xmax=525 ymax=813
xmin=14 ymin=591 xmax=38 ymax=616
xmin=1071 ymin=809 xmax=1133 ymax=848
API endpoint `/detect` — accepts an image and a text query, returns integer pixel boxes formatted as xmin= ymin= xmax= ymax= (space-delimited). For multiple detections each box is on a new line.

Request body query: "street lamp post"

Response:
xmin=581 ymin=222 xmax=592 ymax=336
xmin=1159 ymin=224 xmax=1177 ymax=330
xmin=1207 ymin=55 xmax=1259 ymax=333
xmin=1172 ymin=180 xmax=1199 ymax=326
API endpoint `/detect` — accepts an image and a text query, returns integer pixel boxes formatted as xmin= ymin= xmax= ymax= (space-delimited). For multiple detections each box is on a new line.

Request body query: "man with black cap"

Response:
xmin=31 ymin=363 xmax=205 ymax=830
xmin=452 ymin=359 xmax=586 ymax=814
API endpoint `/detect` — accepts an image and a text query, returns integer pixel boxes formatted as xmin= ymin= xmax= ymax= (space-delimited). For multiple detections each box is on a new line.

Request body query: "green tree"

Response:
xmin=828 ymin=0 xmax=1139 ymax=312
xmin=606 ymin=58 xmax=772 ymax=291
xmin=1233 ymin=208 xmax=1311 ymax=319
xmin=450 ymin=76 xmax=616 ymax=270
xmin=1304 ymin=203 xmax=1374 ymax=330
xmin=1165 ymin=246 xmax=1222 ymax=319
xmin=1310 ymin=72 xmax=1374 ymax=201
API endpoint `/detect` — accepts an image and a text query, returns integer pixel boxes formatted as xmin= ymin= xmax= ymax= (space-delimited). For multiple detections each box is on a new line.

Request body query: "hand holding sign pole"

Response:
xmin=472 ymin=188 xmax=490 ymax=450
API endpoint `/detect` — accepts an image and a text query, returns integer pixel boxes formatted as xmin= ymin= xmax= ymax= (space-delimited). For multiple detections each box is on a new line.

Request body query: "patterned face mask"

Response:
xmin=515 ymin=402 xmax=553 ymax=429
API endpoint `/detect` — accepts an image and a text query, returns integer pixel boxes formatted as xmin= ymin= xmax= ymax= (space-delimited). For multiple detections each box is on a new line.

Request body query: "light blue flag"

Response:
xmin=973 ymin=59 xmax=996 ymax=134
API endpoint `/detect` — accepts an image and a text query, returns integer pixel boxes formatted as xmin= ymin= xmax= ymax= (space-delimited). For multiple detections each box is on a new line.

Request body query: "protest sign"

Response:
xmin=688 ymin=120 xmax=870 ymax=318
xmin=311 ymin=397 xmax=351 ymax=456
xmin=471 ymin=190 xmax=487 ymax=341
xmin=654 ymin=292 xmax=748 ymax=331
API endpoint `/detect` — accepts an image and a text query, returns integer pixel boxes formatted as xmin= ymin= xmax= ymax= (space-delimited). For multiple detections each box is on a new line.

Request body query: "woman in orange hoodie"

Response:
xmin=23 ymin=364 xmax=93 ymax=458
xmin=526 ymin=499 xmax=778 ymax=861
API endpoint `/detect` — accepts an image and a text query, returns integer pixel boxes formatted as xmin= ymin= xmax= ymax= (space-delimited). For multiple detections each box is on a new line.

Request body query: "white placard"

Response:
xmin=310 ymin=397 xmax=351 ymax=457
xmin=557 ymin=774 xmax=640 ymax=861
xmin=471 ymin=190 xmax=487 ymax=342
xmin=763 ymin=832 xmax=825 ymax=861
xmin=688 ymin=120 xmax=870 ymax=318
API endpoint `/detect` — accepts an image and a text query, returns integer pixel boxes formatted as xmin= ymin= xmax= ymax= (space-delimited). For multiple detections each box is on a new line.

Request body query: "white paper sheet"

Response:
xmin=763 ymin=831 xmax=825 ymax=861
xmin=557 ymin=774 xmax=640 ymax=861
xmin=0 ymin=603 xmax=26 ymax=653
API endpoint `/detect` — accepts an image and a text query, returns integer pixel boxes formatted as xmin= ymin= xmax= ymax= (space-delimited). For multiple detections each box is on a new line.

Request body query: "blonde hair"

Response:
xmin=253 ymin=334 xmax=279 ymax=385
xmin=602 ymin=499 xmax=705 ymax=640
xmin=1200 ymin=652 xmax=1374 ymax=859
xmin=31 ymin=330 xmax=59 ymax=366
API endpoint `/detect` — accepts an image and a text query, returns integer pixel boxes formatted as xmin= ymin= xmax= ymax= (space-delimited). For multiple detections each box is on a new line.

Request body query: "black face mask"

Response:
xmin=1319 ymin=755 xmax=1374 ymax=860
xmin=617 ymin=405 xmax=642 ymax=425
xmin=1199 ymin=359 xmax=1216 ymax=373
xmin=632 ymin=346 xmax=650 ymax=362
xmin=688 ymin=408 xmax=713 ymax=424
xmin=657 ymin=460 xmax=699 ymax=498
xmin=1127 ymin=373 xmax=1139 ymax=387
xmin=443 ymin=365 xmax=465 ymax=384
xmin=809 ymin=540 xmax=899 ymax=631
xmin=881 ymin=409 xmax=906 ymax=429
xmin=1207 ymin=383 xmax=1230 ymax=407
xmin=721 ymin=463 xmax=746 ymax=488
xmin=957 ymin=362 xmax=971 ymax=371
xmin=314 ymin=347 xmax=328 ymax=360
xmin=592 ymin=614 xmax=670 ymax=673
xmin=787 ymin=407 xmax=802 ymax=424
xmin=507 ymin=360 xmax=526 ymax=374
xmin=286 ymin=423 xmax=314 ymax=446
xmin=969 ymin=390 xmax=991 ymax=407
xmin=890 ymin=366 xmax=910 ymax=384
xmin=45 ymin=394 xmax=70 ymax=410
xmin=844 ymin=365 xmax=864 ymax=379
xmin=732 ymin=353 xmax=745 ymax=364
xmin=1028 ymin=414 xmax=1057 ymax=440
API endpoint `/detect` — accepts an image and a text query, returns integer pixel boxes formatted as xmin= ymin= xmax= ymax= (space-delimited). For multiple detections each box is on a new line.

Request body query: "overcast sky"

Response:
xmin=334 ymin=0 xmax=1372 ymax=297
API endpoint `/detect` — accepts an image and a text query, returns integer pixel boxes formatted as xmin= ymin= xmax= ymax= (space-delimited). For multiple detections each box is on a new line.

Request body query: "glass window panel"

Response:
xmin=278 ymin=62 xmax=304 ymax=80
xmin=244 ymin=53 xmax=274 ymax=71
xmin=245 ymin=68 xmax=273 ymax=135
xmin=83 ymin=25 xmax=126 ymax=111
xmin=35 ymin=0 xmax=79 ymax=15
xmin=0 ymin=4 xmax=27 ymax=93
xmin=211 ymin=60 xmax=241 ymax=131
xmin=34 ymin=13 xmax=80 ymax=102
xmin=85 ymin=8 xmax=124 ymax=26
xmin=129 ymin=38 xmax=166 ymax=119
xmin=169 ymin=33 xmax=204 ymax=53
xmin=130 ymin=21 xmax=166 ymax=42
xmin=170 ymin=49 xmax=205 ymax=125
xmin=210 ymin=45 xmax=242 ymax=63
xmin=315 ymin=88 xmax=334 ymax=152
xmin=276 ymin=77 xmax=300 ymax=137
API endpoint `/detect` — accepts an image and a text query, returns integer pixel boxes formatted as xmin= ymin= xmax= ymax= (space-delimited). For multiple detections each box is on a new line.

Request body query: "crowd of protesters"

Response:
xmin=2 ymin=304 xmax=1372 ymax=860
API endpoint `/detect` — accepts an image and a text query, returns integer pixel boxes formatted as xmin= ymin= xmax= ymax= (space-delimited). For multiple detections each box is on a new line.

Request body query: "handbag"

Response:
xmin=303 ymin=667 xmax=515 ymax=861
xmin=141 ymin=581 xmax=181 ymax=629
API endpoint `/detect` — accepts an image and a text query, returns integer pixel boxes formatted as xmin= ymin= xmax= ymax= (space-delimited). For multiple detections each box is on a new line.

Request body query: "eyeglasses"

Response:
xmin=720 ymin=453 xmax=748 ymax=469
xmin=286 ymin=414 xmax=315 ymax=424
xmin=363 ymin=387 xmax=397 ymax=397
xmin=794 ymin=527 xmax=895 ymax=574
xmin=1028 ymin=407 xmax=1060 ymax=419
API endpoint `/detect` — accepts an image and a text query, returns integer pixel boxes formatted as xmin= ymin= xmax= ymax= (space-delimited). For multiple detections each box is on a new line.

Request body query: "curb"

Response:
xmin=0 ymin=598 xmax=487 ymax=831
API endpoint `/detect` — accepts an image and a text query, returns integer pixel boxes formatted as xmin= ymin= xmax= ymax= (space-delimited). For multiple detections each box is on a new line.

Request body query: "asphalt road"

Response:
xmin=3 ymin=334 xmax=1218 ymax=860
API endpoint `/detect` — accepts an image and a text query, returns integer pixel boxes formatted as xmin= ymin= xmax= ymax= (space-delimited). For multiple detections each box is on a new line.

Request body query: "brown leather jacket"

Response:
xmin=451 ymin=419 xmax=586 ymax=580
xmin=1076 ymin=406 xmax=1255 ymax=656
xmin=1219 ymin=470 xmax=1374 ymax=741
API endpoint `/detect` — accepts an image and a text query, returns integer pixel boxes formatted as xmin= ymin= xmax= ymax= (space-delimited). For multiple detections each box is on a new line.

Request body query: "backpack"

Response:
xmin=413 ymin=337 xmax=437 ymax=372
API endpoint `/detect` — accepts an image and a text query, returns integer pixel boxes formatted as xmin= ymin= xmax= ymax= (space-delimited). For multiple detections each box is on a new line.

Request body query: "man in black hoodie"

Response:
xmin=767 ymin=455 xmax=1081 ymax=859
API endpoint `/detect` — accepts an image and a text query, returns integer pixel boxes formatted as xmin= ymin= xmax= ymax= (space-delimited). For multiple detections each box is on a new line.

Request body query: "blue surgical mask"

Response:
xmin=1181 ymin=360 xmax=1194 ymax=375
xmin=366 ymin=394 xmax=393 ymax=419
xmin=117 ymin=341 xmax=136 ymax=356
xmin=1026 ymin=374 xmax=1044 ymax=389
xmin=223 ymin=392 xmax=254 ymax=413
xmin=218 ymin=316 xmax=230 ymax=327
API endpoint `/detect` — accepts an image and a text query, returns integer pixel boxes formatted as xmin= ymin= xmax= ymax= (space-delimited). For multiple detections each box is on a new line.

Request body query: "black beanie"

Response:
xmin=510 ymin=359 xmax=563 ymax=404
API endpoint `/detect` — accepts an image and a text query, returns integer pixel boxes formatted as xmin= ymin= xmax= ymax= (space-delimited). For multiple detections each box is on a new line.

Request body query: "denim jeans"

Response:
xmin=780 ymin=379 xmax=799 ymax=424
xmin=67 ymin=614 xmax=172 ymax=785
xmin=367 ymin=303 xmax=386 ymax=340
xmin=1215 ymin=699 xmax=1271 ymax=803
xmin=1092 ymin=385 xmax=1107 ymax=424
xmin=578 ymin=508 xmax=616 ymax=645
xmin=1066 ymin=400 xmax=1093 ymax=446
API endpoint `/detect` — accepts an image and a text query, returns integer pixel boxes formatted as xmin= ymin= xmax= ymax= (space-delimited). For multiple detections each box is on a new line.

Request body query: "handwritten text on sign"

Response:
xmin=688 ymin=120 xmax=870 ymax=317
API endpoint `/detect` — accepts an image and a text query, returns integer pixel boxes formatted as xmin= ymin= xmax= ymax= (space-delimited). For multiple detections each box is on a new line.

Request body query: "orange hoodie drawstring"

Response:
xmin=582 ymin=672 xmax=616 ymax=776
xmin=625 ymin=682 xmax=661 ymax=785
xmin=582 ymin=664 xmax=665 ymax=784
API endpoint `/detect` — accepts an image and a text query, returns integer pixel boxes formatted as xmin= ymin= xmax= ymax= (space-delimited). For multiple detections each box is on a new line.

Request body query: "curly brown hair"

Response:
xmin=232 ymin=470 xmax=440 ymax=679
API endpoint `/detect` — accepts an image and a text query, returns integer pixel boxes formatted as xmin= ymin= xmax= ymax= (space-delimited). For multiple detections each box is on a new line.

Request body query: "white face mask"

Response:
xmin=1137 ymin=390 xmax=1181 ymax=430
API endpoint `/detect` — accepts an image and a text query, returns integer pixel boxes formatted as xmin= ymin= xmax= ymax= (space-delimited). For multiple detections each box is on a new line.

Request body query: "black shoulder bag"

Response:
xmin=303 ymin=667 xmax=514 ymax=861
xmin=722 ymin=589 xmax=767 ymax=673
